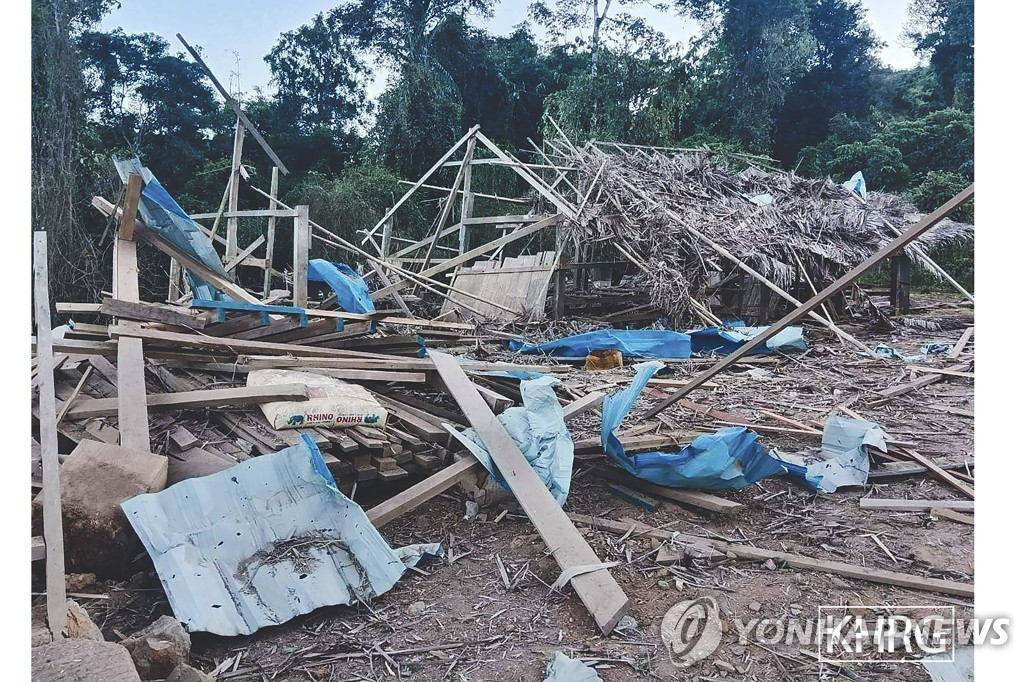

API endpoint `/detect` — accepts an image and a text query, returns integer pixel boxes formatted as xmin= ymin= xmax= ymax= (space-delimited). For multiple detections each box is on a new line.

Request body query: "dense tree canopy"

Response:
xmin=32 ymin=0 xmax=975 ymax=300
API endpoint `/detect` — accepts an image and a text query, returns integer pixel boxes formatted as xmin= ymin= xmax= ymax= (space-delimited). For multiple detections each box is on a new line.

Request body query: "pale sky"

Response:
xmin=100 ymin=0 xmax=922 ymax=100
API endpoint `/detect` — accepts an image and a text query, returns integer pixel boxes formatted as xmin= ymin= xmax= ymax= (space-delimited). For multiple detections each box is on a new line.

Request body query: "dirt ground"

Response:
xmin=42 ymin=293 xmax=974 ymax=682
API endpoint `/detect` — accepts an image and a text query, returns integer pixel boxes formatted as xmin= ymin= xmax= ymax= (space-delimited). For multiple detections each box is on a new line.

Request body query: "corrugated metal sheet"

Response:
xmin=122 ymin=435 xmax=413 ymax=636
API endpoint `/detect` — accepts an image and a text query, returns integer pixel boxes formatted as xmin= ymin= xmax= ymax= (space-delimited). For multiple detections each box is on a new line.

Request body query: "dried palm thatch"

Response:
xmin=557 ymin=149 xmax=973 ymax=324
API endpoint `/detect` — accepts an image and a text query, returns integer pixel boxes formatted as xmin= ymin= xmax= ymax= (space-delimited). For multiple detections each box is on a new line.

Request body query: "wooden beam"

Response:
xmin=176 ymin=34 xmax=289 ymax=174
xmin=930 ymin=507 xmax=974 ymax=525
xmin=361 ymin=126 xmax=481 ymax=248
xmin=860 ymin=498 xmax=974 ymax=512
xmin=863 ymin=362 xmax=973 ymax=407
xmin=263 ymin=166 xmax=280 ymax=298
xmin=55 ymin=366 xmax=94 ymax=425
xmin=568 ymin=513 xmax=973 ymax=598
xmin=591 ymin=468 xmax=742 ymax=515
xmin=427 ymin=350 xmax=629 ymax=635
xmin=118 ymin=174 xmax=143 ymax=241
xmin=949 ymin=326 xmax=974 ymax=359
xmin=224 ymin=234 xmax=266 ymax=273
xmin=63 ymin=384 xmax=310 ymax=420
xmin=100 ymin=298 xmax=206 ymax=329
xmin=293 ymin=205 xmax=309 ymax=308
xmin=642 ymin=184 xmax=976 ymax=418
xmin=897 ymin=447 xmax=975 ymax=499
xmin=226 ymin=117 xmax=245 ymax=259
xmin=108 ymin=325 xmax=387 ymax=359
xmin=33 ymin=232 xmax=67 ymax=636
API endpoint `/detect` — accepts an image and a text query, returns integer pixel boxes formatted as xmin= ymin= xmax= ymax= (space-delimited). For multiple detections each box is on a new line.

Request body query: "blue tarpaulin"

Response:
xmin=600 ymin=362 xmax=787 ymax=489
xmin=511 ymin=326 xmax=806 ymax=360
xmin=307 ymin=260 xmax=376 ymax=314
xmin=122 ymin=434 xmax=439 ymax=636
xmin=688 ymin=325 xmax=807 ymax=356
xmin=510 ymin=329 xmax=692 ymax=359
xmin=774 ymin=416 xmax=886 ymax=492
xmin=114 ymin=158 xmax=228 ymax=302
xmin=444 ymin=375 xmax=575 ymax=505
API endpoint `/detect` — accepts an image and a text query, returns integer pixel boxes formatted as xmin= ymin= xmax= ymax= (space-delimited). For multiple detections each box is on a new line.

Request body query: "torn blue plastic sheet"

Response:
xmin=601 ymin=362 xmax=786 ymax=489
xmin=307 ymin=260 xmax=376 ymax=314
xmin=844 ymin=171 xmax=868 ymax=198
xmin=121 ymin=434 xmax=439 ymax=636
xmin=774 ymin=416 xmax=886 ymax=492
xmin=444 ymin=375 xmax=574 ymax=505
xmin=510 ymin=329 xmax=692 ymax=359
xmin=544 ymin=652 xmax=602 ymax=682
xmin=114 ymin=158 xmax=229 ymax=302
xmin=688 ymin=325 xmax=807 ymax=356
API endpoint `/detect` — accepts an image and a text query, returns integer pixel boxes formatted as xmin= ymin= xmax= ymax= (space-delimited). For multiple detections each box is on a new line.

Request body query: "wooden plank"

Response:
xmin=224 ymin=234 xmax=267 ymax=273
xmin=33 ymin=232 xmax=67 ymax=636
xmin=643 ymin=184 xmax=976 ymax=418
xmin=64 ymin=384 xmax=310 ymax=419
xmin=263 ymin=166 xmax=281 ymax=298
xmin=907 ymin=365 xmax=974 ymax=379
xmin=108 ymin=325 xmax=387 ymax=359
xmin=860 ymin=498 xmax=974 ymax=512
xmin=118 ymin=174 xmax=143 ymax=241
xmin=868 ymin=456 xmax=974 ymax=480
xmin=428 ymin=350 xmax=629 ymax=634
xmin=361 ymin=126 xmax=480 ymax=247
xmin=930 ymin=507 xmax=974 ymax=525
xmin=226 ymin=117 xmax=245 ymax=258
xmin=949 ymin=326 xmax=974 ymax=359
xmin=864 ymin=362 xmax=974 ymax=407
xmin=568 ymin=513 xmax=973 ymax=598
xmin=100 ymin=298 xmax=205 ymax=329
xmin=367 ymin=391 xmax=606 ymax=527
xmin=293 ymin=205 xmax=309 ymax=307
xmin=592 ymin=467 xmax=742 ymax=515
xmin=897 ymin=447 xmax=975 ymax=499
xmin=176 ymin=34 xmax=289 ymax=174
xmin=55 ymin=366 xmax=93 ymax=425
xmin=373 ymin=214 xmax=562 ymax=300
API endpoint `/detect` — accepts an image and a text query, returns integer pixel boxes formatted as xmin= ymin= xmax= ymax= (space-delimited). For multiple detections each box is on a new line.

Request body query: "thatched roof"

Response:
xmin=559 ymin=150 xmax=973 ymax=324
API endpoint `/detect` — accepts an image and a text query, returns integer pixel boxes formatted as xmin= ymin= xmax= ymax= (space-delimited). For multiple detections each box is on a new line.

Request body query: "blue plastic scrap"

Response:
xmin=601 ymin=362 xmax=787 ymax=489
xmin=544 ymin=652 xmax=602 ymax=682
xmin=444 ymin=375 xmax=575 ymax=506
xmin=121 ymin=434 xmax=439 ymax=636
xmin=307 ymin=260 xmax=376 ymax=314
xmin=113 ymin=158 xmax=229 ymax=302
xmin=510 ymin=329 xmax=692 ymax=359
xmin=774 ymin=416 xmax=887 ymax=492
xmin=843 ymin=171 xmax=868 ymax=198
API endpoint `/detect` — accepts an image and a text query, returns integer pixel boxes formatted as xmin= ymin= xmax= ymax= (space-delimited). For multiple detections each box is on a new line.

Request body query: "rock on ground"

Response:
xmin=32 ymin=639 xmax=141 ymax=682
xmin=166 ymin=664 xmax=216 ymax=682
xmin=31 ymin=441 xmax=167 ymax=578
xmin=121 ymin=615 xmax=191 ymax=680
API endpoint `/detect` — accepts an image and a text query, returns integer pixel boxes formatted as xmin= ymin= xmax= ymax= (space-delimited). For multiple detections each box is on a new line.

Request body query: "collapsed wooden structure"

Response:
xmin=29 ymin=39 xmax=978 ymax=656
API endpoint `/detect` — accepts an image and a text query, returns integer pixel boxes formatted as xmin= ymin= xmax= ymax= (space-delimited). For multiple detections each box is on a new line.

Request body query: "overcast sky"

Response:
xmin=100 ymin=0 xmax=921 ymax=99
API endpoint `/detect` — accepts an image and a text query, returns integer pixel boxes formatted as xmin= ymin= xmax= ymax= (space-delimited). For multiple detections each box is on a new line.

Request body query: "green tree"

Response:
xmin=905 ymin=0 xmax=973 ymax=108
xmin=677 ymin=0 xmax=816 ymax=153
xmin=773 ymin=0 xmax=880 ymax=165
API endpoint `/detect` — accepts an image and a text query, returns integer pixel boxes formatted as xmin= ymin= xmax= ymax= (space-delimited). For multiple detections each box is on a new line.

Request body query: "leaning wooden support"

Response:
xmin=642 ymin=184 xmax=975 ymax=419
xmin=33 ymin=231 xmax=68 ymax=636
xmin=427 ymin=350 xmax=630 ymax=635
xmin=293 ymin=205 xmax=310 ymax=307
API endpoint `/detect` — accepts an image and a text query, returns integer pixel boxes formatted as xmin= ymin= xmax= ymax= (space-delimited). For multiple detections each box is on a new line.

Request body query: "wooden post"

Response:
xmin=226 ymin=117 xmax=245 ymax=262
xmin=167 ymin=259 xmax=182 ymax=303
xmin=381 ymin=214 xmax=394 ymax=259
xmin=553 ymin=268 xmax=566 ymax=320
xmin=113 ymin=178 xmax=151 ymax=452
xmin=293 ymin=204 xmax=310 ymax=308
xmin=263 ymin=166 xmax=280 ymax=298
xmin=458 ymin=137 xmax=477 ymax=254
xmin=890 ymin=251 xmax=912 ymax=314
xmin=33 ymin=231 xmax=68 ymax=637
